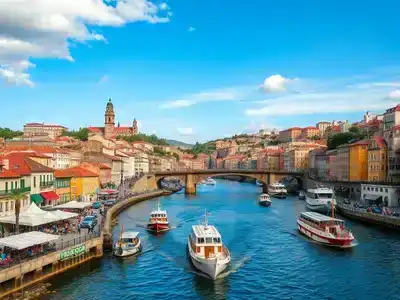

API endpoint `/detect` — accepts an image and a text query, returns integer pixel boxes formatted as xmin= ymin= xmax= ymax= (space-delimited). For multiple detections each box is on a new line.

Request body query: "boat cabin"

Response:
xmin=149 ymin=210 xmax=168 ymax=222
xmin=260 ymin=194 xmax=270 ymax=201
xmin=307 ymin=187 xmax=334 ymax=200
xmin=190 ymin=225 xmax=223 ymax=259
xmin=119 ymin=232 xmax=139 ymax=245
xmin=300 ymin=212 xmax=345 ymax=233
xmin=269 ymin=182 xmax=286 ymax=190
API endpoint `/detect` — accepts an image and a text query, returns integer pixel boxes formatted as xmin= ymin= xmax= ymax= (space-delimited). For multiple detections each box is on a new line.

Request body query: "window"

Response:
xmin=5 ymin=182 xmax=8 ymax=192
xmin=380 ymin=188 xmax=383 ymax=192
xmin=206 ymin=238 xmax=213 ymax=244
xmin=375 ymin=188 xmax=378 ymax=192
xmin=11 ymin=182 xmax=13 ymax=190
xmin=0 ymin=203 xmax=2 ymax=212
xmin=386 ymin=188 xmax=388 ymax=193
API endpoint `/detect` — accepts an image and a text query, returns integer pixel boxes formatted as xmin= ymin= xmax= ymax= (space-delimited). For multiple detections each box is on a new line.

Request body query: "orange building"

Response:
xmin=301 ymin=126 xmax=320 ymax=139
xmin=349 ymin=140 xmax=370 ymax=181
xmin=278 ymin=127 xmax=302 ymax=142
xmin=368 ymin=137 xmax=387 ymax=182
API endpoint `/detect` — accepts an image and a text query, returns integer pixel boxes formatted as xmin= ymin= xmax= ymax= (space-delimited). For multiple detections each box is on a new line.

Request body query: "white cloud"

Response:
xmin=388 ymin=89 xmax=400 ymax=99
xmin=0 ymin=59 xmax=36 ymax=87
xmin=261 ymin=74 xmax=295 ymax=92
xmin=177 ymin=127 xmax=194 ymax=136
xmin=159 ymin=3 xmax=169 ymax=10
xmin=160 ymin=89 xmax=239 ymax=109
xmin=0 ymin=0 xmax=171 ymax=87
xmin=246 ymin=88 xmax=398 ymax=117
xmin=188 ymin=26 xmax=196 ymax=32
xmin=97 ymin=75 xmax=109 ymax=84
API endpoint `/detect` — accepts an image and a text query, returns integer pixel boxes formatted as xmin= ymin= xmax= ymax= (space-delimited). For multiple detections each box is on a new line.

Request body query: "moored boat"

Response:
xmin=187 ymin=211 xmax=231 ymax=280
xmin=305 ymin=186 xmax=335 ymax=213
xmin=114 ymin=231 xmax=142 ymax=257
xmin=259 ymin=194 xmax=272 ymax=207
xmin=268 ymin=182 xmax=287 ymax=198
xmin=298 ymin=191 xmax=306 ymax=200
xmin=204 ymin=177 xmax=217 ymax=185
xmin=256 ymin=180 xmax=264 ymax=187
xmin=147 ymin=201 xmax=169 ymax=233
xmin=297 ymin=209 xmax=355 ymax=248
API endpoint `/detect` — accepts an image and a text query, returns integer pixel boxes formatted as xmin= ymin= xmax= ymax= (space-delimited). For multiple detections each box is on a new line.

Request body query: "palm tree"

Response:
xmin=11 ymin=190 xmax=27 ymax=234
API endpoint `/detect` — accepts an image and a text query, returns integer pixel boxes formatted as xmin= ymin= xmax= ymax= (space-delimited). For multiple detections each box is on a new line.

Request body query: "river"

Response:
xmin=44 ymin=179 xmax=400 ymax=300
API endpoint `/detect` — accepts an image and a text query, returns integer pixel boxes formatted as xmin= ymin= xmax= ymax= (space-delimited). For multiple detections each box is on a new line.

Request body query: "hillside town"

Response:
xmin=0 ymin=100 xmax=398 ymax=220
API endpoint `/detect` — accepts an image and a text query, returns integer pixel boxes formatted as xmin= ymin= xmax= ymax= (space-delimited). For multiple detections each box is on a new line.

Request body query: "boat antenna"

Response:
xmin=204 ymin=209 xmax=209 ymax=228
xmin=157 ymin=199 xmax=161 ymax=211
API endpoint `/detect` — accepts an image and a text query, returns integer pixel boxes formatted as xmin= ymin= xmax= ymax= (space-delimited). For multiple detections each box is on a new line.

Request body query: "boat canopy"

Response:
xmin=121 ymin=232 xmax=139 ymax=239
xmin=300 ymin=212 xmax=344 ymax=224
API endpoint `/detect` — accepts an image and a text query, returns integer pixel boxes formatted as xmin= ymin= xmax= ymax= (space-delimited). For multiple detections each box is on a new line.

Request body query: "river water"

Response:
xmin=45 ymin=180 xmax=400 ymax=300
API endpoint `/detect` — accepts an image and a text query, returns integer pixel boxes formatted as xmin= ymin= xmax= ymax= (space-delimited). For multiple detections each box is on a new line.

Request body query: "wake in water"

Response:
xmin=217 ymin=255 xmax=252 ymax=279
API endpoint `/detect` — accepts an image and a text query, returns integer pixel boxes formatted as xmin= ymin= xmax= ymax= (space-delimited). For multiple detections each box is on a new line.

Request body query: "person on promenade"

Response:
xmin=78 ymin=224 xmax=81 ymax=234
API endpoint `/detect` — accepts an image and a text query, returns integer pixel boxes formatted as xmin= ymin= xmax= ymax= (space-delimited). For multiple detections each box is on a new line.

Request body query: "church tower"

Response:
xmin=132 ymin=118 xmax=138 ymax=134
xmin=104 ymin=98 xmax=115 ymax=139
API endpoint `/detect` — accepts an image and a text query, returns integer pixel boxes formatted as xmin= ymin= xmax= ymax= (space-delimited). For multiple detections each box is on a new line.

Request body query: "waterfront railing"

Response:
xmin=0 ymin=231 xmax=101 ymax=270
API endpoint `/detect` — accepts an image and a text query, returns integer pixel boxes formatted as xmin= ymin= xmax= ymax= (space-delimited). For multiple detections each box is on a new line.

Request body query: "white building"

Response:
xmin=361 ymin=184 xmax=400 ymax=207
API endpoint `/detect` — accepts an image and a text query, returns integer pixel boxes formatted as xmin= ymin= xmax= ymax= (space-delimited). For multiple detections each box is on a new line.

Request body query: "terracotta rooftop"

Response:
xmin=0 ymin=168 xmax=21 ymax=179
xmin=54 ymin=167 xmax=98 ymax=178
xmin=0 ymin=153 xmax=54 ymax=175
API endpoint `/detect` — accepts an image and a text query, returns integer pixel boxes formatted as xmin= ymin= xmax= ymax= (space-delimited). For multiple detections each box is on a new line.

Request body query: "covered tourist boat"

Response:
xmin=147 ymin=201 xmax=169 ymax=233
xmin=297 ymin=211 xmax=355 ymax=248
xmin=114 ymin=231 xmax=142 ymax=257
xmin=187 ymin=211 xmax=231 ymax=280
xmin=268 ymin=182 xmax=287 ymax=198
xmin=259 ymin=194 xmax=272 ymax=207
xmin=305 ymin=186 xmax=335 ymax=213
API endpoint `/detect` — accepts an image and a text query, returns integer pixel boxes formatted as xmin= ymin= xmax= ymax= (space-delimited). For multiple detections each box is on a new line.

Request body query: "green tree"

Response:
xmin=0 ymin=128 xmax=23 ymax=140
xmin=311 ymin=135 xmax=320 ymax=140
xmin=62 ymin=128 xmax=89 ymax=141
xmin=117 ymin=133 xmax=169 ymax=145
xmin=172 ymin=153 xmax=180 ymax=161
xmin=11 ymin=190 xmax=27 ymax=234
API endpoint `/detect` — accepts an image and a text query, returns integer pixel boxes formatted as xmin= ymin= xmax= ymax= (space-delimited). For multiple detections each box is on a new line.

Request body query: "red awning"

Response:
xmin=40 ymin=191 xmax=60 ymax=201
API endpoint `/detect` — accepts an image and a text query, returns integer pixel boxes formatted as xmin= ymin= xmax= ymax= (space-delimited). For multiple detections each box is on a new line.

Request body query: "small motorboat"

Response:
xmin=256 ymin=180 xmax=264 ymax=187
xmin=114 ymin=231 xmax=142 ymax=257
xmin=204 ymin=177 xmax=216 ymax=185
xmin=187 ymin=210 xmax=231 ymax=280
xmin=268 ymin=182 xmax=287 ymax=199
xmin=298 ymin=191 xmax=306 ymax=200
xmin=259 ymin=194 xmax=272 ymax=207
xmin=147 ymin=201 xmax=169 ymax=233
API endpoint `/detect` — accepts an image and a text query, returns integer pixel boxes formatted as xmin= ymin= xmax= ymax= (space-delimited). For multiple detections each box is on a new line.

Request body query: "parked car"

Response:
xmin=92 ymin=201 xmax=102 ymax=209
xmin=80 ymin=216 xmax=98 ymax=229
xmin=104 ymin=200 xmax=116 ymax=207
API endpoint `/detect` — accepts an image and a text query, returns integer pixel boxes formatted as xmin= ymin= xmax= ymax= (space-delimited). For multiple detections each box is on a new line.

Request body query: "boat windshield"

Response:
xmin=316 ymin=193 xmax=333 ymax=199
xmin=197 ymin=237 xmax=221 ymax=244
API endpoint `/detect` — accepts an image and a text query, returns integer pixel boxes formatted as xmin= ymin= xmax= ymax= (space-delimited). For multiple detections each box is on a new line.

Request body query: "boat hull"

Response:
xmin=114 ymin=240 xmax=142 ymax=257
xmin=305 ymin=198 xmax=330 ymax=213
xmin=259 ymin=200 xmax=271 ymax=207
xmin=147 ymin=222 xmax=170 ymax=232
xmin=297 ymin=220 xmax=354 ymax=248
xmin=187 ymin=239 xmax=230 ymax=280
xmin=269 ymin=192 xmax=286 ymax=199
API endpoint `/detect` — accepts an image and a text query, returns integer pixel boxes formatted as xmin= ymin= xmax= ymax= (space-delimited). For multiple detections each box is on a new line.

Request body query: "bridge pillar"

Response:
xmin=262 ymin=184 xmax=268 ymax=193
xmin=185 ymin=174 xmax=196 ymax=195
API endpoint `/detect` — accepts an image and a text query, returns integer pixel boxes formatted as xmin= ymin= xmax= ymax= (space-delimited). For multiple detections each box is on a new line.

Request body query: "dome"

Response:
xmin=106 ymin=98 xmax=114 ymax=112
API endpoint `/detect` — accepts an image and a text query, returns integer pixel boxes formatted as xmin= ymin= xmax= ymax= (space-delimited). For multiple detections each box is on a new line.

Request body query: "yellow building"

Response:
xmin=349 ymin=140 xmax=370 ymax=181
xmin=368 ymin=137 xmax=387 ymax=182
xmin=54 ymin=167 xmax=99 ymax=202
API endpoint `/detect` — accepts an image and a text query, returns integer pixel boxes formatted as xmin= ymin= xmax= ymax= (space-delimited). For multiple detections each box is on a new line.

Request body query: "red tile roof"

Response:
xmin=0 ymin=168 xmax=21 ymax=178
xmin=98 ymin=163 xmax=111 ymax=169
xmin=114 ymin=127 xmax=133 ymax=133
xmin=24 ymin=123 xmax=67 ymax=129
xmin=303 ymin=126 xmax=319 ymax=130
xmin=0 ymin=153 xmax=54 ymax=175
xmin=371 ymin=136 xmax=387 ymax=149
xmin=386 ymin=105 xmax=400 ymax=113
xmin=88 ymin=127 xmax=104 ymax=133
xmin=350 ymin=140 xmax=370 ymax=146
xmin=54 ymin=167 xmax=98 ymax=178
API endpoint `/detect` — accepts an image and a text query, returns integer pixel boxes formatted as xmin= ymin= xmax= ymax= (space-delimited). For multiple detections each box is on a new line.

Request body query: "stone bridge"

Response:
xmin=152 ymin=169 xmax=304 ymax=194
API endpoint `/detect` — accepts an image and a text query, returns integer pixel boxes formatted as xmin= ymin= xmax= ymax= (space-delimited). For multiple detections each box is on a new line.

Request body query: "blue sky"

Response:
xmin=1 ymin=0 xmax=400 ymax=143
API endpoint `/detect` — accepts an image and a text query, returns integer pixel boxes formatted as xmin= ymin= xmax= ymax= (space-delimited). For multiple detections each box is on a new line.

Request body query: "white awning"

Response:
xmin=0 ymin=231 xmax=59 ymax=250
xmin=0 ymin=203 xmax=79 ymax=226
xmin=54 ymin=201 xmax=92 ymax=210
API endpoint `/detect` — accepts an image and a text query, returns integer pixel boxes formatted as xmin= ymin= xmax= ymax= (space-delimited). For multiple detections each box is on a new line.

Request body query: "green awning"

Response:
xmin=30 ymin=194 xmax=43 ymax=205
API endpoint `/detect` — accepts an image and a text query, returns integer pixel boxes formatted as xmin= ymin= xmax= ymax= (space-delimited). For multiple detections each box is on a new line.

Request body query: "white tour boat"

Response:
xmin=204 ymin=177 xmax=217 ymax=185
xmin=147 ymin=201 xmax=169 ymax=233
xmin=297 ymin=208 xmax=355 ymax=248
xmin=259 ymin=194 xmax=272 ymax=207
xmin=305 ymin=186 xmax=335 ymax=213
xmin=114 ymin=231 xmax=142 ymax=257
xmin=187 ymin=211 xmax=231 ymax=280
xmin=268 ymin=182 xmax=287 ymax=198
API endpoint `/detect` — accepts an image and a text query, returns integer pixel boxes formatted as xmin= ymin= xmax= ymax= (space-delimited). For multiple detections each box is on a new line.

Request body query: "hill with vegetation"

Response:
xmin=0 ymin=128 xmax=23 ymax=140
xmin=166 ymin=139 xmax=194 ymax=149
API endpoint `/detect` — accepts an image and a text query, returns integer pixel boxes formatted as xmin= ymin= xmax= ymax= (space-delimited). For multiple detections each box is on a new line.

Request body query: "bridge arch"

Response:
xmin=196 ymin=173 xmax=267 ymax=185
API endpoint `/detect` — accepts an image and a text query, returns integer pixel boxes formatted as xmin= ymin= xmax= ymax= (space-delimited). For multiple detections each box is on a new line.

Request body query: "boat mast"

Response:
xmin=204 ymin=209 xmax=208 ymax=228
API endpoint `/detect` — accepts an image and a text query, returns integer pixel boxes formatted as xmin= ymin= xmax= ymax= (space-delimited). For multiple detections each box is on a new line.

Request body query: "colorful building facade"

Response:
xmin=368 ymin=137 xmax=388 ymax=182
xmin=349 ymin=140 xmax=370 ymax=181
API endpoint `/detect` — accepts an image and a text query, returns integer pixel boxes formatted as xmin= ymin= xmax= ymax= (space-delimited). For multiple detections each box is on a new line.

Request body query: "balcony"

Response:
xmin=0 ymin=187 xmax=31 ymax=197
xmin=40 ymin=182 xmax=54 ymax=188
